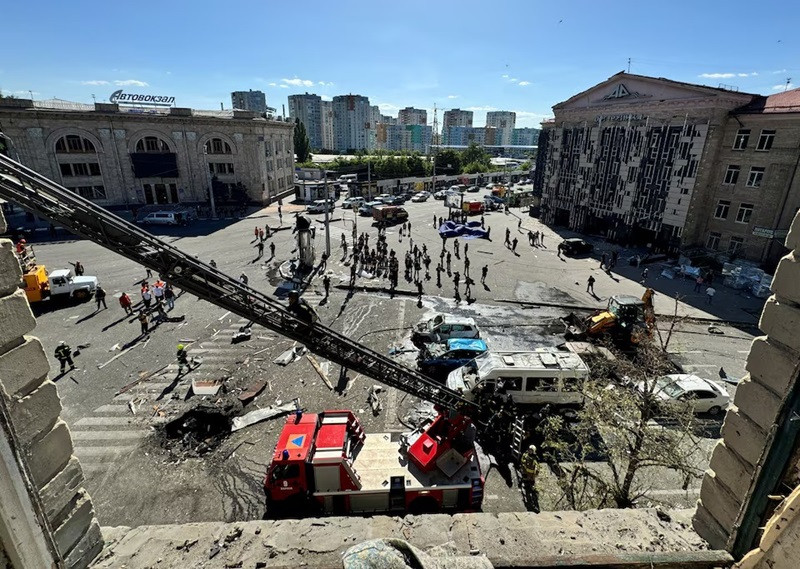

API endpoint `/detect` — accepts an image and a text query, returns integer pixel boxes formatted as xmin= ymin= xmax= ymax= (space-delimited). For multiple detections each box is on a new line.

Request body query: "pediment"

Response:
xmin=555 ymin=72 xmax=754 ymax=110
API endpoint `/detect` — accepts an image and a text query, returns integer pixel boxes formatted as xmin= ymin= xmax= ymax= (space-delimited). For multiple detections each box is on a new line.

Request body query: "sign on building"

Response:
xmin=109 ymin=90 xmax=175 ymax=106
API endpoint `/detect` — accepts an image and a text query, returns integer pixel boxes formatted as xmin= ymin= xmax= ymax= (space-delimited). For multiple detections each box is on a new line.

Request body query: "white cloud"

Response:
xmin=281 ymin=77 xmax=315 ymax=87
xmin=773 ymin=69 xmax=788 ymax=74
xmin=501 ymin=74 xmax=509 ymax=78
xmin=81 ymin=80 xmax=109 ymax=86
xmin=268 ymin=82 xmax=277 ymax=86
xmin=279 ymin=84 xmax=289 ymax=88
xmin=466 ymin=105 xmax=497 ymax=112
xmin=517 ymin=81 xmax=531 ymax=86
xmin=447 ymin=94 xmax=459 ymax=99
xmin=737 ymin=72 xmax=758 ymax=77
xmin=12 ymin=90 xmax=39 ymax=95
xmin=773 ymin=83 xmax=794 ymax=91
xmin=321 ymin=95 xmax=332 ymax=101
xmin=510 ymin=77 xmax=518 ymax=82
xmin=699 ymin=72 xmax=736 ymax=79
xmin=114 ymin=79 xmax=149 ymax=87
xmin=377 ymin=102 xmax=400 ymax=112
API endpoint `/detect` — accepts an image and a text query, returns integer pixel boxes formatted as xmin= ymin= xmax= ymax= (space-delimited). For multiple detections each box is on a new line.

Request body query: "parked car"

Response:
xmin=483 ymin=195 xmax=504 ymax=211
xmin=307 ymin=199 xmax=336 ymax=214
xmin=412 ymin=314 xmax=481 ymax=344
xmin=559 ymin=238 xmax=594 ymax=256
xmin=433 ymin=190 xmax=447 ymax=200
xmin=418 ymin=338 xmax=489 ymax=378
xmin=467 ymin=185 xmax=480 ymax=193
xmin=639 ymin=374 xmax=730 ymax=416
xmin=410 ymin=193 xmax=429 ymax=203
xmin=342 ymin=197 xmax=365 ymax=210
xmin=387 ymin=195 xmax=406 ymax=205
xmin=374 ymin=194 xmax=393 ymax=204
xmin=138 ymin=209 xmax=195 ymax=226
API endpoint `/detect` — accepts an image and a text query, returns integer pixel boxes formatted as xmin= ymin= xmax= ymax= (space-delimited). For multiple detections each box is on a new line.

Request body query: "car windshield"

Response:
xmin=655 ymin=377 xmax=685 ymax=398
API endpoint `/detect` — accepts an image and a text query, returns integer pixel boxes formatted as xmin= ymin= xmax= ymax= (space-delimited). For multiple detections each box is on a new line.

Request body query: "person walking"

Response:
xmin=446 ymin=251 xmax=452 ymax=274
xmin=706 ymin=286 xmax=716 ymax=305
xmin=258 ymin=228 xmax=265 ymax=242
xmin=417 ymin=280 xmax=423 ymax=300
xmin=255 ymin=240 xmax=264 ymax=259
xmin=176 ymin=344 xmax=196 ymax=376
xmin=480 ymin=215 xmax=485 ymax=228
xmin=520 ymin=444 xmax=541 ymax=513
xmin=694 ymin=275 xmax=704 ymax=292
xmin=72 ymin=261 xmax=85 ymax=276
xmin=481 ymin=264 xmax=488 ymax=285
xmin=505 ymin=228 xmax=511 ymax=248
xmin=601 ymin=252 xmax=607 ymax=269
xmin=436 ymin=264 xmax=443 ymax=288
xmin=557 ymin=243 xmax=563 ymax=259
xmin=464 ymin=242 xmax=469 ymax=256
xmin=464 ymin=256 xmax=471 ymax=277
xmin=119 ymin=291 xmax=133 ymax=315
xmin=464 ymin=277 xmax=472 ymax=299
xmin=278 ymin=205 xmax=283 ymax=226
xmin=454 ymin=239 xmax=460 ymax=258
xmin=137 ymin=310 xmax=149 ymax=335
xmin=54 ymin=341 xmax=75 ymax=373
xmin=269 ymin=241 xmax=276 ymax=259
xmin=587 ymin=275 xmax=596 ymax=294
xmin=528 ymin=230 xmax=535 ymax=246
xmin=164 ymin=284 xmax=176 ymax=311
xmin=254 ymin=226 xmax=259 ymax=241
xmin=323 ymin=274 xmax=331 ymax=298
xmin=640 ymin=267 xmax=649 ymax=284
xmin=94 ymin=285 xmax=107 ymax=311
xmin=152 ymin=279 xmax=165 ymax=304
xmin=512 ymin=237 xmax=518 ymax=253
xmin=518 ymin=217 xmax=522 ymax=230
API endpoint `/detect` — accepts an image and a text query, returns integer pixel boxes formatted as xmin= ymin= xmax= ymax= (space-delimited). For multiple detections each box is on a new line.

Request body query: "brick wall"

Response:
xmin=0 ymin=209 xmax=102 ymax=569
xmin=693 ymin=210 xmax=800 ymax=551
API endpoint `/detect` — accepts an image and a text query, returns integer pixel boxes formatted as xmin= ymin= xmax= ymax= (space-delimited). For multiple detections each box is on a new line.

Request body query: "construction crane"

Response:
xmin=0 ymin=154 xmax=479 ymax=418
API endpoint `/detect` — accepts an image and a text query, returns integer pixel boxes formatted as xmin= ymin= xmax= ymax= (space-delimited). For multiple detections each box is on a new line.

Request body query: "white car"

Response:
xmin=342 ymin=197 xmax=365 ymax=210
xmin=641 ymin=374 xmax=730 ymax=415
xmin=433 ymin=190 xmax=447 ymax=200
xmin=307 ymin=199 xmax=335 ymax=214
xmin=410 ymin=193 xmax=429 ymax=202
xmin=374 ymin=194 xmax=393 ymax=204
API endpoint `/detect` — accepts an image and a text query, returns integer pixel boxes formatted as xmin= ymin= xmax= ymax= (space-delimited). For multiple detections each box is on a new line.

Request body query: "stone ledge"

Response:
xmin=700 ymin=471 xmax=743 ymax=532
xmin=26 ymin=419 xmax=73 ymax=489
xmin=746 ymin=337 xmax=798 ymax=397
xmin=40 ymin=456 xmax=86 ymax=530
xmin=0 ymin=240 xmax=22 ymax=296
xmin=92 ymin=509 xmax=727 ymax=569
xmin=0 ymin=290 xmax=36 ymax=352
xmin=65 ymin=520 xmax=103 ymax=569
xmin=55 ymin=493 xmax=95 ymax=559
xmin=692 ymin=502 xmax=730 ymax=551
xmin=8 ymin=380 xmax=62 ymax=445
xmin=720 ymin=408 xmax=767 ymax=468
xmin=709 ymin=440 xmax=755 ymax=502
xmin=732 ymin=376 xmax=783 ymax=433
xmin=0 ymin=336 xmax=50 ymax=398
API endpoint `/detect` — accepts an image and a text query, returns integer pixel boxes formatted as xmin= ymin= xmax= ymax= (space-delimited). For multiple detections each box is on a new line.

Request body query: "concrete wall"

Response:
xmin=693 ymin=210 xmax=800 ymax=551
xmin=0 ymin=209 xmax=102 ymax=568
xmin=736 ymin=483 xmax=800 ymax=569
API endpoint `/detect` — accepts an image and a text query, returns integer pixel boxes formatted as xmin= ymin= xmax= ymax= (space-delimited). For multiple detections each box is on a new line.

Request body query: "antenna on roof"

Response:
xmin=627 ymin=58 xmax=631 ymax=73
xmin=786 ymin=78 xmax=792 ymax=92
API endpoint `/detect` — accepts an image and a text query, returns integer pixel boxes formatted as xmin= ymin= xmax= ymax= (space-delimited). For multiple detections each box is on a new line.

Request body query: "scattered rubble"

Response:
xmin=158 ymin=400 xmax=242 ymax=458
xmin=273 ymin=345 xmax=306 ymax=366
xmin=368 ymin=385 xmax=384 ymax=415
xmin=231 ymin=400 xmax=299 ymax=432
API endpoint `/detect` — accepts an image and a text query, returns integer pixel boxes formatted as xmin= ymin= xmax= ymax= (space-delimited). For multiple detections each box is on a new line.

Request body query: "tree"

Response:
xmin=539 ymin=339 xmax=705 ymax=510
xmin=461 ymin=143 xmax=491 ymax=171
xmin=293 ymin=119 xmax=312 ymax=163
xmin=435 ymin=149 xmax=461 ymax=175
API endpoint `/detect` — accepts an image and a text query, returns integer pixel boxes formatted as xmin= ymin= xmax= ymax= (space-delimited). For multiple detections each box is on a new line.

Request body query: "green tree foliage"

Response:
xmin=293 ymin=119 xmax=312 ymax=163
xmin=434 ymin=149 xmax=462 ymax=175
xmin=461 ymin=142 xmax=491 ymax=170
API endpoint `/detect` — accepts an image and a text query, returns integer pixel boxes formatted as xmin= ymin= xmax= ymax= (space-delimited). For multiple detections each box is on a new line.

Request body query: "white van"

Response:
xmin=139 ymin=210 xmax=193 ymax=226
xmin=446 ymin=348 xmax=590 ymax=407
xmin=338 ymin=174 xmax=358 ymax=184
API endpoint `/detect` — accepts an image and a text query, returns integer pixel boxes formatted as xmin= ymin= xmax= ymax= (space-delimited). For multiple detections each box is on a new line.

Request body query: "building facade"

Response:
xmin=398 ymin=107 xmax=427 ymax=125
xmin=332 ymin=94 xmax=372 ymax=152
xmin=443 ymin=109 xmax=473 ymax=128
xmin=377 ymin=124 xmax=432 ymax=153
xmin=231 ymin=90 xmax=267 ymax=113
xmin=511 ymin=127 xmax=539 ymax=146
xmin=486 ymin=111 xmax=516 ymax=145
xmin=320 ymin=100 xmax=334 ymax=151
xmin=539 ymin=72 xmax=764 ymax=259
xmin=288 ymin=93 xmax=324 ymax=150
xmin=0 ymin=98 xmax=294 ymax=208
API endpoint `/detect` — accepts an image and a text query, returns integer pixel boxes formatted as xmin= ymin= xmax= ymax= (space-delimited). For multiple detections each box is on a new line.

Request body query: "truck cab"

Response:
xmin=47 ymin=269 xmax=98 ymax=301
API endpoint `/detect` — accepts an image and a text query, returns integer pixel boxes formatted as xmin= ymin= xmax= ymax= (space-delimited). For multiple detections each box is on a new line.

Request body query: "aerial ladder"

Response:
xmin=0 ymin=154 xmax=480 ymax=420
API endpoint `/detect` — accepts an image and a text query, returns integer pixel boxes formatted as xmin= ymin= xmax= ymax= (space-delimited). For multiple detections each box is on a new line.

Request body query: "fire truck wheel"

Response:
xmin=408 ymin=496 xmax=439 ymax=515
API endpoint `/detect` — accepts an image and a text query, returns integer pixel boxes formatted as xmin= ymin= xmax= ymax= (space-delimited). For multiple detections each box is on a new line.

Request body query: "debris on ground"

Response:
xmin=158 ymin=400 xmax=241 ymax=458
xmin=368 ymin=385 xmax=384 ymax=415
xmin=306 ymin=354 xmax=333 ymax=390
xmin=273 ymin=345 xmax=306 ymax=366
xmin=708 ymin=325 xmax=724 ymax=334
xmin=127 ymin=400 xmax=137 ymax=415
xmin=231 ymin=400 xmax=298 ymax=432
xmin=403 ymin=401 xmax=437 ymax=428
xmin=191 ymin=379 xmax=222 ymax=396
xmin=232 ymin=326 xmax=252 ymax=344
xmin=238 ymin=381 xmax=268 ymax=404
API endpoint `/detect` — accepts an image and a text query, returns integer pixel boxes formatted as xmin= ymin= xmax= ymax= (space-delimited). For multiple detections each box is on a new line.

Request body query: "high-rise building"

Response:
xmin=368 ymin=105 xmax=382 ymax=150
xmin=486 ymin=111 xmax=516 ymax=145
xmin=398 ymin=107 xmax=427 ymax=125
xmin=231 ymin=90 xmax=267 ymax=113
xmin=332 ymin=94 xmax=372 ymax=152
xmin=288 ymin=93 xmax=323 ymax=150
xmin=511 ymin=128 xmax=540 ymax=146
xmin=378 ymin=124 xmax=432 ymax=153
xmin=320 ymin=100 xmax=334 ymax=151
xmin=443 ymin=109 xmax=473 ymax=128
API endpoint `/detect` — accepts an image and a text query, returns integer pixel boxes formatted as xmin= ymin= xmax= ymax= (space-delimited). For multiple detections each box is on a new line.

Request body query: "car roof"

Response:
xmin=433 ymin=315 xmax=477 ymax=326
xmin=446 ymin=338 xmax=487 ymax=351
xmin=563 ymin=238 xmax=585 ymax=243
xmin=664 ymin=374 xmax=722 ymax=392
xmin=613 ymin=295 xmax=645 ymax=305
xmin=49 ymin=269 xmax=71 ymax=277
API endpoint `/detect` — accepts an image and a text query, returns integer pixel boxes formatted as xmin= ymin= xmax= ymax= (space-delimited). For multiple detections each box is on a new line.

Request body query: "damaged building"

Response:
xmin=539 ymin=72 xmax=800 ymax=269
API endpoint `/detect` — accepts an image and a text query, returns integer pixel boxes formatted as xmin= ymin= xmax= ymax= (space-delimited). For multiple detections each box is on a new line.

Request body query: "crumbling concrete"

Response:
xmin=93 ymin=509 xmax=730 ymax=569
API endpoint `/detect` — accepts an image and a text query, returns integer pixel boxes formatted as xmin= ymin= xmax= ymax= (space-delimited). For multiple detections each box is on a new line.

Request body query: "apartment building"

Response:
xmin=486 ymin=111 xmax=516 ymax=145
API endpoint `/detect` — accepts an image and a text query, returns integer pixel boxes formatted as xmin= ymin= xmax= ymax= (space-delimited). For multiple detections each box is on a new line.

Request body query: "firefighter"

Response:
xmin=287 ymin=290 xmax=319 ymax=324
xmin=520 ymin=444 xmax=541 ymax=513
xmin=176 ymin=344 xmax=195 ymax=376
xmin=54 ymin=341 xmax=75 ymax=373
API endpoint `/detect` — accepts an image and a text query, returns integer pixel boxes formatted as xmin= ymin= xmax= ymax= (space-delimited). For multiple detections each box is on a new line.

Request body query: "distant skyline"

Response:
xmin=1 ymin=1 xmax=798 ymax=129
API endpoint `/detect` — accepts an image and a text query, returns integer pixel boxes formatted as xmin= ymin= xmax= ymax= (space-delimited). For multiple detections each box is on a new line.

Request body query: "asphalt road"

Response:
xmin=22 ymin=189 xmax=761 ymax=526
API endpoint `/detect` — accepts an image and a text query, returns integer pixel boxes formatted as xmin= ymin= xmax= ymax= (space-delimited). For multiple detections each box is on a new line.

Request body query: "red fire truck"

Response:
xmin=264 ymin=409 xmax=483 ymax=515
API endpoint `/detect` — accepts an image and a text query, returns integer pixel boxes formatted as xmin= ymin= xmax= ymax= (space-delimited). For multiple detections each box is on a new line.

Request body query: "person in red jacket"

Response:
xmin=119 ymin=292 xmax=133 ymax=315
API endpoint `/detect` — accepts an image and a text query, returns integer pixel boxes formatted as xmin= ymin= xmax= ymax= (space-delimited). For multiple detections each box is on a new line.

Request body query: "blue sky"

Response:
xmin=1 ymin=1 xmax=797 ymax=129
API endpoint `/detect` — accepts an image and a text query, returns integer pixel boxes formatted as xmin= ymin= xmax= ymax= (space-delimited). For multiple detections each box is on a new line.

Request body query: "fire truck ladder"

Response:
xmin=0 ymin=154 xmax=479 ymax=416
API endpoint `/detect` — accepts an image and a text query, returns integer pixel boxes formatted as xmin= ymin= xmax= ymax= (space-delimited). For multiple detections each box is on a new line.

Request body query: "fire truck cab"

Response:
xmin=264 ymin=409 xmax=483 ymax=516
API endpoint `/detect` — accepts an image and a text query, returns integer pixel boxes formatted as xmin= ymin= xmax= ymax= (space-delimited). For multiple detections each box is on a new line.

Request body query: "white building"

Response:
xmin=398 ymin=107 xmax=427 ymax=125
xmin=332 ymin=94 xmax=372 ymax=152
xmin=320 ymin=100 xmax=334 ymax=151
xmin=288 ymin=93 xmax=324 ymax=150
xmin=486 ymin=111 xmax=516 ymax=145
xmin=231 ymin=90 xmax=267 ymax=113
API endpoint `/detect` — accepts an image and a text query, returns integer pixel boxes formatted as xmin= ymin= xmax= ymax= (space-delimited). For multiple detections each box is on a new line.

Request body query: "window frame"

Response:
xmin=723 ymin=165 xmax=740 ymax=185
xmin=746 ymin=167 xmax=765 ymax=188
xmin=736 ymin=203 xmax=755 ymax=224
xmin=756 ymin=129 xmax=775 ymax=152
xmin=733 ymin=128 xmax=750 ymax=150
xmin=707 ymin=232 xmax=721 ymax=250
xmin=714 ymin=200 xmax=731 ymax=220
xmin=728 ymin=236 xmax=745 ymax=255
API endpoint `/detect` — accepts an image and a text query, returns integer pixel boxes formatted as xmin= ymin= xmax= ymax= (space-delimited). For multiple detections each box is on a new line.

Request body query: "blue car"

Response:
xmin=418 ymin=338 xmax=488 ymax=378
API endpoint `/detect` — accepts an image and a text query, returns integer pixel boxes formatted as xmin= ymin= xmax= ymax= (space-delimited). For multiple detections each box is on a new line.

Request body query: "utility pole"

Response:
xmin=627 ymin=57 xmax=631 ymax=73
xmin=431 ymin=104 xmax=439 ymax=193
xmin=367 ymin=159 xmax=372 ymax=200
xmin=322 ymin=169 xmax=331 ymax=257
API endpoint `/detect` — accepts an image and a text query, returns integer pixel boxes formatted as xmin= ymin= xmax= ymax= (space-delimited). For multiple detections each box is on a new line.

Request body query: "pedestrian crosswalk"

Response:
xmin=70 ymin=316 xmax=279 ymax=476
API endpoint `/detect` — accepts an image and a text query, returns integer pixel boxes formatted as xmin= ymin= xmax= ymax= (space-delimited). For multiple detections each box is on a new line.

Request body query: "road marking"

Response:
xmin=681 ymin=364 xmax=718 ymax=368
xmin=93 ymin=404 xmax=132 ymax=414
xmin=74 ymin=417 xmax=136 ymax=426
xmin=738 ymin=350 xmax=750 ymax=353
xmin=73 ymin=445 xmax=138 ymax=456
xmin=485 ymin=494 xmax=499 ymax=500
xmin=218 ymin=311 xmax=231 ymax=321
xmin=71 ymin=430 xmax=148 ymax=441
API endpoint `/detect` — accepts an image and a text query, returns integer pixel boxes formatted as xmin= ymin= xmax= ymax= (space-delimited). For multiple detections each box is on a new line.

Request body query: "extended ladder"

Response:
xmin=0 ymin=154 xmax=479 ymax=416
